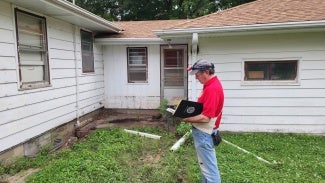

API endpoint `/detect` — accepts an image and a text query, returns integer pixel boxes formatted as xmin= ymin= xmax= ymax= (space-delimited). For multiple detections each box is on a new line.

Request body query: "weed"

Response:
xmin=1 ymin=129 xmax=324 ymax=183
xmin=175 ymin=122 xmax=192 ymax=136
xmin=157 ymin=98 xmax=169 ymax=118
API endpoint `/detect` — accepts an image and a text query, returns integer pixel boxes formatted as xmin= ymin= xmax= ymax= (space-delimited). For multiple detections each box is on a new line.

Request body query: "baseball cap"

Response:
xmin=187 ymin=59 xmax=214 ymax=75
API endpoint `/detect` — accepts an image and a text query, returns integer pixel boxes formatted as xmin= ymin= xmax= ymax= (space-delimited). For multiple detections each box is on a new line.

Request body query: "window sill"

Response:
xmin=19 ymin=82 xmax=52 ymax=91
xmin=82 ymin=72 xmax=95 ymax=75
xmin=127 ymin=82 xmax=149 ymax=85
xmin=241 ymin=80 xmax=300 ymax=86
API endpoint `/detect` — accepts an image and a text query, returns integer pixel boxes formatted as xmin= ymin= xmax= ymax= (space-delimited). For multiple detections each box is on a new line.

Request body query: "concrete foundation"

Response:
xmin=0 ymin=108 xmax=102 ymax=163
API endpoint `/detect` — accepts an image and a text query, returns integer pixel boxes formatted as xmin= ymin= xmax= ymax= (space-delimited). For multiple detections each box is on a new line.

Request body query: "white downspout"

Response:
xmin=73 ymin=25 xmax=80 ymax=126
xmin=190 ymin=33 xmax=198 ymax=101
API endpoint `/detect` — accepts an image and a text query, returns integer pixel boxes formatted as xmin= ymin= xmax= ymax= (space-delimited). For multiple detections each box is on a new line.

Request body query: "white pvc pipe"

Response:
xmin=124 ymin=129 xmax=161 ymax=140
xmin=223 ymin=139 xmax=274 ymax=164
xmin=170 ymin=130 xmax=192 ymax=151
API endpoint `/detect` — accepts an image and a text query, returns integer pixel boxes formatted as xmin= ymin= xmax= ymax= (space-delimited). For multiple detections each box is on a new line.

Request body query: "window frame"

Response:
xmin=15 ymin=8 xmax=50 ymax=90
xmin=81 ymin=29 xmax=94 ymax=73
xmin=127 ymin=47 xmax=148 ymax=83
xmin=242 ymin=59 xmax=300 ymax=86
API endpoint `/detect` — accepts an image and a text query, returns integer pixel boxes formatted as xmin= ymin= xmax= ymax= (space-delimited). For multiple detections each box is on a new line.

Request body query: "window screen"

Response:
xmin=127 ymin=47 xmax=148 ymax=83
xmin=81 ymin=30 xmax=94 ymax=73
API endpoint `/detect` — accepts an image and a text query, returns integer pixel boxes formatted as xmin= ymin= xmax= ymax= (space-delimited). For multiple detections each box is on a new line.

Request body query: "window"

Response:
xmin=15 ymin=9 xmax=50 ymax=89
xmin=127 ymin=47 xmax=148 ymax=83
xmin=81 ymin=30 xmax=94 ymax=73
xmin=244 ymin=61 xmax=298 ymax=81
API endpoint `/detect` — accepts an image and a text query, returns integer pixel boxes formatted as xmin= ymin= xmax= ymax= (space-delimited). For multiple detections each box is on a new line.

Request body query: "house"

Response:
xmin=96 ymin=19 xmax=189 ymax=108
xmin=98 ymin=0 xmax=325 ymax=134
xmin=0 ymin=0 xmax=122 ymax=158
xmin=0 ymin=0 xmax=324 ymax=159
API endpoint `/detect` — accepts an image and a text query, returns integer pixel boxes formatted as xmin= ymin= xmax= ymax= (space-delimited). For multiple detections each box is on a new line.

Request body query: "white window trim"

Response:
xmin=241 ymin=57 xmax=301 ymax=86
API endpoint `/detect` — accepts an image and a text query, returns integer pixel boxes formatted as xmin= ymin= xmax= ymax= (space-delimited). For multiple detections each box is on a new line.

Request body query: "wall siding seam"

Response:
xmin=0 ymin=85 xmax=77 ymax=98
xmin=0 ymin=100 xmax=76 ymax=126
xmin=0 ymin=110 xmax=77 ymax=141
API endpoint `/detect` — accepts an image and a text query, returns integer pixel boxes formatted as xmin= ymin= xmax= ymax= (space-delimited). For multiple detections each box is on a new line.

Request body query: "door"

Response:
xmin=161 ymin=45 xmax=188 ymax=102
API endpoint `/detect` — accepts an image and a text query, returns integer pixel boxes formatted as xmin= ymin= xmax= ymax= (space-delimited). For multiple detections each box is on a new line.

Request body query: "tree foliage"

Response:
xmin=68 ymin=0 xmax=256 ymax=21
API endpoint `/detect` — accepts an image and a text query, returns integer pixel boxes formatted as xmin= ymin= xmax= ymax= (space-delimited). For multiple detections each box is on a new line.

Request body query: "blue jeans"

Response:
xmin=192 ymin=127 xmax=221 ymax=183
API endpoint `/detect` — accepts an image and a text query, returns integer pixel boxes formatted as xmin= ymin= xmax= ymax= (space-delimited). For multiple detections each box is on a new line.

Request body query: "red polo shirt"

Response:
xmin=197 ymin=76 xmax=224 ymax=128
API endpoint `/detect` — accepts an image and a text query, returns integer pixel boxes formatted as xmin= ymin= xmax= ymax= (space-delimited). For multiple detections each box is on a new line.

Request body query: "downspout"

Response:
xmin=190 ymin=33 xmax=198 ymax=101
xmin=73 ymin=25 xmax=80 ymax=126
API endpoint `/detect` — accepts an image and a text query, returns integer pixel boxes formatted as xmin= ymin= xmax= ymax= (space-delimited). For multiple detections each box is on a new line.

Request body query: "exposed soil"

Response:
xmin=94 ymin=108 xmax=177 ymax=133
xmin=2 ymin=169 xmax=40 ymax=183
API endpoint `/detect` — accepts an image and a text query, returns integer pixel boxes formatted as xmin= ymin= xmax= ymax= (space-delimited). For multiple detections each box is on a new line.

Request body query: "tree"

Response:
xmin=117 ymin=0 xmax=171 ymax=20
xmin=67 ymin=0 xmax=120 ymax=21
xmin=219 ymin=0 xmax=256 ymax=9
xmin=68 ymin=0 xmax=256 ymax=21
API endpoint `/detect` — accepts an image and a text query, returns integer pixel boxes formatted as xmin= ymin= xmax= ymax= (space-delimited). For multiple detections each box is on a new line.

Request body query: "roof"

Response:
xmin=97 ymin=0 xmax=325 ymax=39
xmin=99 ymin=19 xmax=188 ymax=38
xmin=5 ymin=0 xmax=122 ymax=33
xmin=168 ymin=0 xmax=325 ymax=29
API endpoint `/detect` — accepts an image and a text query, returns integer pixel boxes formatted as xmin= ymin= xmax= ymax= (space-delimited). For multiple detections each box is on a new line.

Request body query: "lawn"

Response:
xmin=1 ymin=127 xmax=324 ymax=183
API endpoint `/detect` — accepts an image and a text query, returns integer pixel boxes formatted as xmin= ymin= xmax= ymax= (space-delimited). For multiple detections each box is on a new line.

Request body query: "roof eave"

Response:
xmin=154 ymin=20 xmax=325 ymax=38
xmin=47 ymin=0 xmax=123 ymax=33
xmin=95 ymin=38 xmax=164 ymax=45
xmin=5 ymin=0 xmax=122 ymax=33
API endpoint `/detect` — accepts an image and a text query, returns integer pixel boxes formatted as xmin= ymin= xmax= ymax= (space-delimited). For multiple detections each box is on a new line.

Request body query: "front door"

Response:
xmin=161 ymin=45 xmax=188 ymax=102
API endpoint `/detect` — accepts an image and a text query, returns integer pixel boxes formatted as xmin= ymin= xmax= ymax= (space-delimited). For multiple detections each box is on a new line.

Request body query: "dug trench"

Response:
xmin=76 ymin=108 xmax=172 ymax=139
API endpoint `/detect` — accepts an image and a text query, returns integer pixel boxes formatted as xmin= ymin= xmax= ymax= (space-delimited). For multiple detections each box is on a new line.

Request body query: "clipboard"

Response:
xmin=166 ymin=100 xmax=203 ymax=118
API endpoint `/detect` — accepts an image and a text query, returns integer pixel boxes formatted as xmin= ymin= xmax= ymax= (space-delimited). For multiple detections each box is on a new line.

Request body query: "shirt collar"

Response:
xmin=203 ymin=76 xmax=217 ymax=89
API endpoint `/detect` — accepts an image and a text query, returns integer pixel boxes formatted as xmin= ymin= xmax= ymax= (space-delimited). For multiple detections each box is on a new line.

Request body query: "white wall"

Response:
xmin=103 ymin=44 xmax=161 ymax=109
xmin=195 ymin=32 xmax=325 ymax=134
xmin=0 ymin=1 xmax=105 ymax=152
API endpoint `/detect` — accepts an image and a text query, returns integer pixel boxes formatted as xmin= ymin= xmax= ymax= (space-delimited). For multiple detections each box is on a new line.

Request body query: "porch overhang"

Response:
xmin=154 ymin=20 xmax=325 ymax=38
xmin=5 ymin=0 xmax=122 ymax=33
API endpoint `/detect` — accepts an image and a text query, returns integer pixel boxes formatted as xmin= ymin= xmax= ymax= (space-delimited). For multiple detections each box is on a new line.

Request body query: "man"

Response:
xmin=183 ymin=59 xmax=224 ymax=183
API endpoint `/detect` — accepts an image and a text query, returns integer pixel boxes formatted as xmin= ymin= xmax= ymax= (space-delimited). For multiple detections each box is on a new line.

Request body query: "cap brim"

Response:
xmin=189 ymin=69 xmax=199 ymax=75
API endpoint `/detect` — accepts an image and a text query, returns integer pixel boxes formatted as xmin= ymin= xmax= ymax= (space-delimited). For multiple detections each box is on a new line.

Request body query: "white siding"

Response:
xmin=195 ymin=32 xmax=325 ymax=134
xmin=103 ymin=45 xmax=161 ymax=109
xmin=0 ymin=1 xmax=104 ymax=152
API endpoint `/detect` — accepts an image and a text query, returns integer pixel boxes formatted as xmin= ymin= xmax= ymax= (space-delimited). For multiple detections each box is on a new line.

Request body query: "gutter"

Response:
xmin=154 ymin=20 xmax=325 ymax=38
xmin=95 ymin=38 xmax=164 ymax=45
xmin=42 ymin=0 xmax=123 ymax=33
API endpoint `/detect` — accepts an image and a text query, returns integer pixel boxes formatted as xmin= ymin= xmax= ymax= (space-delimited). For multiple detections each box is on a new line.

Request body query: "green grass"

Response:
xmin=1 ymin=128 xmax=324 ymax=183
